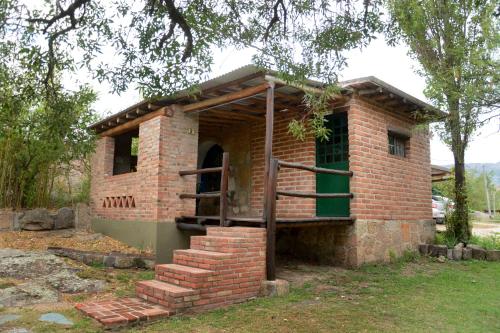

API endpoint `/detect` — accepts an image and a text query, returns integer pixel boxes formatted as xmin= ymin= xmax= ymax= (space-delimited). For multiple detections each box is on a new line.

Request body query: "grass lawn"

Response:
xmin=1 ymin=258 xmax=499 ymax=333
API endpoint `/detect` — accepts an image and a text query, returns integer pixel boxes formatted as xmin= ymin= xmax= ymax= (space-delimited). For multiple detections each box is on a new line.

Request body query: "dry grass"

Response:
xmin=0 ymin=230 xmax=152 ymax=255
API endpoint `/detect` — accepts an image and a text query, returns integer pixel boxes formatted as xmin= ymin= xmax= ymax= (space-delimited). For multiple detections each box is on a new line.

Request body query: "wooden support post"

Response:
xmin=219 ymin=152 xmax=230 ymax=227
xmin=262 ymin=82 xmax=275 ymax=219
xmin=266 ymin=158 xmax=279 ymax=281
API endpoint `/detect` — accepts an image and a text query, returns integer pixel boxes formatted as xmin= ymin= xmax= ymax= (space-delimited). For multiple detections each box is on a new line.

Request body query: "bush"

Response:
xmin=469 ymin=234 xmax=500 ymax=250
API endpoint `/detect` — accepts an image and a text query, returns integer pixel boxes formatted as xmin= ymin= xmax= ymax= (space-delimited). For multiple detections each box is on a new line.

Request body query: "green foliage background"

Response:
xmin=0 ymin=64 xmax=97 ymax=208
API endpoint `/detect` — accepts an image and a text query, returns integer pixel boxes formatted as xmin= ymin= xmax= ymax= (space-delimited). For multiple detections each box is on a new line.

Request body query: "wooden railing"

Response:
xmin=265 ymin=158 xmax=354 ymax=280
xmin=179 ymin=152 xmax=230 ymax=226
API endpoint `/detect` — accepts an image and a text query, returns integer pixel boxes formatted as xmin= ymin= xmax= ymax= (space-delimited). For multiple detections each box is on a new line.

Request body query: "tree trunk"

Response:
xmin=447 ymin=96 xmax=471 ymax=243
xmin=451 ymin=154 xmax=471 ymax=243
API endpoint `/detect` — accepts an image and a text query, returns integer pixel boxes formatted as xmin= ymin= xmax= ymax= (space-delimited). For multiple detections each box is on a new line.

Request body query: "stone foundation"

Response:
xmin=354 ymin=219 xmax=435 ymax=265
xmin=276 ymin=219 xmax=435 ymax=267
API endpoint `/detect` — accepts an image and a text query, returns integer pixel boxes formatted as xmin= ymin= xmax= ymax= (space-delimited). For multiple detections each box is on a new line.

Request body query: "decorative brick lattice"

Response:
xmin=102 ymin=196 xmax=135 ymax=208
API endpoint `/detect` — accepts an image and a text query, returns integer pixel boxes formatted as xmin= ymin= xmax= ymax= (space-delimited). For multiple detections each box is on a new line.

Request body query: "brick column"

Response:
xmin=157 ymin=111 xmax=199 ymax=220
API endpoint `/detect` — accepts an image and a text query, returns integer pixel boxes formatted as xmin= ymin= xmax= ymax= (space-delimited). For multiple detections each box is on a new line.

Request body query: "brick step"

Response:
xmin=76 ymin=297 xmax=170 ymax=328
xmin=207 ymin=227 xmax=266 ymax=239
xmin=155 ymin=264 xmax=216 ymax=289
xmin=135 ymin=280 xmax=199 ymax=312
xmin=190 ymin=236 xmax=263 ymax=254
xmin=173 ymin=249 xmax=237 ymax=270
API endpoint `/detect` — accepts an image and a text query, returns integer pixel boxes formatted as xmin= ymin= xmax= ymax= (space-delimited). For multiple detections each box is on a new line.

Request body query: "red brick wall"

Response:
xmin=348 ymin=96 xmax=432 ymax=221
xmin=250 ymin=112 xmax=316 ymax=217
xmin=90 ymin=112 xmax=198 ymax=222
xmin=250 ymin=97 xmax=431 ymax=221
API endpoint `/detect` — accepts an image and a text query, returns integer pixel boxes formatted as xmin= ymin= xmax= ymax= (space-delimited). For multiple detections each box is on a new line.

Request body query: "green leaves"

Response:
xmin=0 ymin=63 xmax=97 ymax=208
xmin=388 ymin=0 xmax=499 ymax=242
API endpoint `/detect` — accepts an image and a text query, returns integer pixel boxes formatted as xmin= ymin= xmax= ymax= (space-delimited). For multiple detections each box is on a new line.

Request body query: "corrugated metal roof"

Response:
xmin=91 ymin=64 xmax=443 ymax=132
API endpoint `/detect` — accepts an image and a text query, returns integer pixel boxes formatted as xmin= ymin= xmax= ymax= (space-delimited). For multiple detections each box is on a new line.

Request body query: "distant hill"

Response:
xmin=444 ymin=162 xmax=500 ymax=185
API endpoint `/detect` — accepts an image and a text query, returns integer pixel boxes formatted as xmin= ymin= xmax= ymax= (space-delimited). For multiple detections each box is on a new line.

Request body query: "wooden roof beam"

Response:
xmin=182 ymin=82 xmax=271 ymax=114
xmin=205 ymin=109 xmax=263 ymax=122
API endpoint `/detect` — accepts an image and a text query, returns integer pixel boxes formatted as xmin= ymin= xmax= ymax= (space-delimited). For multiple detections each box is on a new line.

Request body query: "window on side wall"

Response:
xmin=113 ymin=129 xmax=139 ymax=175
xmin=387 ymin=129 xmax=409 ymax=157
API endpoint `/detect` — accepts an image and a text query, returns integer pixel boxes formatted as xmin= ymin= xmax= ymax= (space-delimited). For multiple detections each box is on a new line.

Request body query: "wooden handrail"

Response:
xmin=277 ymin=191 xmax=353 ymax=199
xmin=179 ymin=167 xmax=223 ymax=176
xmin=178 ymin=152 xmax=230 ymax=227
xmin=278 ymin=160 xmax=353 ymax=176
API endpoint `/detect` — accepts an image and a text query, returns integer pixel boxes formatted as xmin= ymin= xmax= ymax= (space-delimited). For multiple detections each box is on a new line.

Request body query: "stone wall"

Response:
xmin=0 ymin=208 xmax=15 ymax=231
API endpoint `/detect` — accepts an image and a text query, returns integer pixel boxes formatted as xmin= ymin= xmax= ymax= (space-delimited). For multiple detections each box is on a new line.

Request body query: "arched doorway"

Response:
xmin=197 ymin=144 xmax=223 ymax=215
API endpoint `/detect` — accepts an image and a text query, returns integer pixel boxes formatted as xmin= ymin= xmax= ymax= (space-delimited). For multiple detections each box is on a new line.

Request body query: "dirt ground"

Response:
xmin=0 ymin=229 xmax=152 ymax=255
xmin=437 ymin=221 xmax=500 ymax=237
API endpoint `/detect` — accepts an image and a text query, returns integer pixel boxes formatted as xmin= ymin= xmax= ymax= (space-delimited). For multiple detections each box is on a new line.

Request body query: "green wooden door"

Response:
xmin=316 ymin=112 xmax=350 ymax=217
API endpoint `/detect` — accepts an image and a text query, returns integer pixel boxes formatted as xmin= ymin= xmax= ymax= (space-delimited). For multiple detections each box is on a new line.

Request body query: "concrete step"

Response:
xmin=135 ymin=280 xmax=199 ymax=312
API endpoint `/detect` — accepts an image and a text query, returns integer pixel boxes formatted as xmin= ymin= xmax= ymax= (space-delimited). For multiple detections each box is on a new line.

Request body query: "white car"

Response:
xmin=432 ymin=196 xmax=445 ymax=224
xmin=432 ymin=195 xmax=455 ymax=224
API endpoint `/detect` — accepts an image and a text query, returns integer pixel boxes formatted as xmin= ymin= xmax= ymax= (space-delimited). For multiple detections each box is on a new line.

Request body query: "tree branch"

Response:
xmin=264 ymin=0 xmax=287 ymax=41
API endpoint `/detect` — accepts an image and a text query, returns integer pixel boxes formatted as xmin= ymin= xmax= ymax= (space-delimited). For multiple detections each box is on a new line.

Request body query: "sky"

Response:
xmin=92 ymin=38 xmax=499 ymax=167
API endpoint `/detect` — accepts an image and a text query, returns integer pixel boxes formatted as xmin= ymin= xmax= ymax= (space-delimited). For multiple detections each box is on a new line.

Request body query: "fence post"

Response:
xmin=219 ymin=152 xmax=230 ymax=227
xmin=266 ymin=157 xmax=278 ymax=281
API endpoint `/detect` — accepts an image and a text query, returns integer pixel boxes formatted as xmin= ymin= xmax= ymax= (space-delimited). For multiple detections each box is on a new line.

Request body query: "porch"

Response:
xmin=90 ymin=65 xmax=437 ymax=273
xmin=167 ymin=73 xmax=355 ymax=279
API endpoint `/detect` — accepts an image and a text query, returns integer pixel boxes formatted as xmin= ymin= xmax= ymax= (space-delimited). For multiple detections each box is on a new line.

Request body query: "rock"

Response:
xmin=430 ymin=244 xmax=447 ymax=257
xmin=0 ymin=250 xmax=69 ymax=279
xmin=103 ymin=255 xmax=115 ymax=267
xmin=452 ymin=248 xmax=463 ymax=260
xmin=0 ymin=314 xmax=21 ymax=325
xmin=18 ymin=209 xmax=54 ymax=231
xmin=486 ymin=250 xmax=500 ymax=261
xmin=5 ymin=328 xmax=31 ymax=333
xmin=468 ymin=245 xmax=486 ymax=260
xmin=447 ymin=249 xmax=453 ymax=260
xmin=82 ymin=253 xmax=104 ymax=266
xmin=46 ymin=271 xmax=105 ymax=293
xmin=454 ymin=242 xmax=464 ymax=250
xmin=437 ymin=255 xmax=446 ymax=263
xmin=0 ymin=283 xmax=58 ymax=307
xmin=260 ymin=279 xmax=290 ymax=297
xmin=53 ymin=207 xmax=74 ymax=230
xmin=418 ymin=244 xmax=429 ymax=255
xmin=143 ymin=259 xmax=155 ymax=270
xmin=113 ymin=256 xmax=135 ymax=269
xmin=75 ymin=203 xmax=91 ymax=231
xmin=0 ymin=249 xmax=106 ymax=307
xmin=39 ymin=313 xmax=73 ymax=326
xmin=462 ymin=247 xmax=472 ymax=260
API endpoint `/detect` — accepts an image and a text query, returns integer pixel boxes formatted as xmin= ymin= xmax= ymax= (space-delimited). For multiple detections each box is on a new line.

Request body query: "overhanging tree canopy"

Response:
xmin=0 ymin=0 xmax=383 ymax=97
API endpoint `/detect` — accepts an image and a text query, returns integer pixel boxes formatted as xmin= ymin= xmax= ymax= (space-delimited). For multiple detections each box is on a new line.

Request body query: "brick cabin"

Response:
xmin=90 ymin=65 xmax=437 ymax=268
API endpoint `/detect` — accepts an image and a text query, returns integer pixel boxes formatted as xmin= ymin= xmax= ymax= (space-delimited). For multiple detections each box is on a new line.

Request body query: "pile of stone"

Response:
xmin=419 ymin=243 xmax=500 ymax=261
xmin=14 ymin=208 xmax=75 ymax=231
xmin=48 ymin=247 xmax=155 ymax=269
